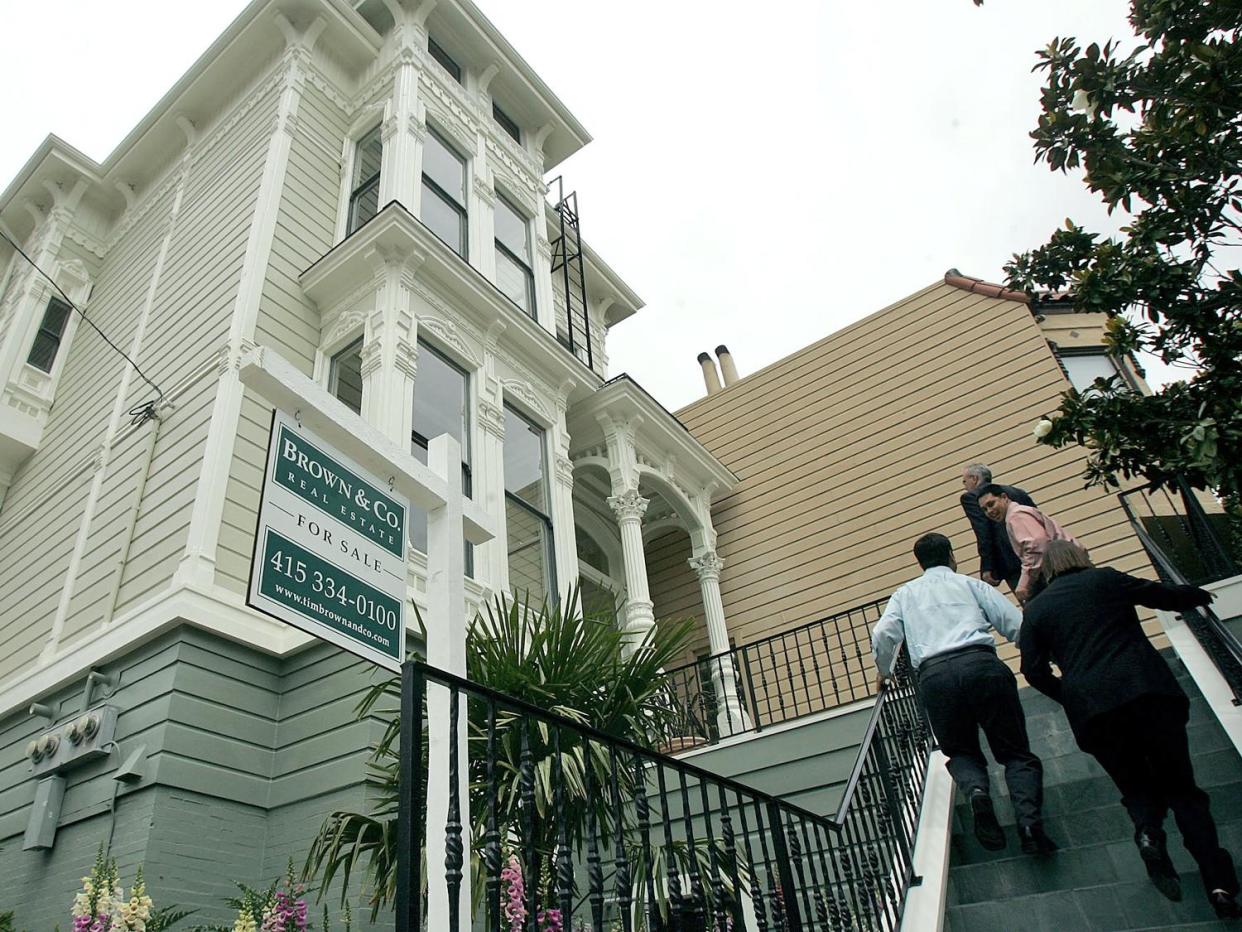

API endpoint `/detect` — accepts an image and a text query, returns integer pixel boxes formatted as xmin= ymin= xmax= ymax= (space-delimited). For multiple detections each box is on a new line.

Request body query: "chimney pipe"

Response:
xmin=716 ymin=344 xmax=739 ymax=387
xmin=697 ymin=352 xmax=722 ymax=395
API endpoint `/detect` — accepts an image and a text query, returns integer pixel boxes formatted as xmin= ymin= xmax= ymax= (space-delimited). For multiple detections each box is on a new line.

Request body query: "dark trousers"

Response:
xmin=918 ymin=648 xmax=1044 ymax=826
xmin=1082 ymin=695 xmax=1239 ymax=895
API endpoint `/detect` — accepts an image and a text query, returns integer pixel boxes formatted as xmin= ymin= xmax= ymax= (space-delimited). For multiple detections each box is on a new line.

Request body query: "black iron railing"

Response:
xmin=396 ymin=653 xmax=933 ymax=931
xmin=1118 ymin=478 xmax=1240 ymax=586
xmin=661 ymin=599 xmax=889 ymax=746
xmin=1119 ymin=479 xmax=1242 ymax=704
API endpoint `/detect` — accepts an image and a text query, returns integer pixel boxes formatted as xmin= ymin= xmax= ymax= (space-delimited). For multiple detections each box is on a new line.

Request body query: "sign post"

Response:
xmin=248 ymin=410 xmax=410 ymax=672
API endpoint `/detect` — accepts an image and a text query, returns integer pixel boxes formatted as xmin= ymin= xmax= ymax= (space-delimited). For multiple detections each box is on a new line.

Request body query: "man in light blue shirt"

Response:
xmin=873 ymin=532 xmax=1055 ymax=856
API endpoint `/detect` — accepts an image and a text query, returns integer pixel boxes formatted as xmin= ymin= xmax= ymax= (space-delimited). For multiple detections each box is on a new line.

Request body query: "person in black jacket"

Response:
xmin=959 ymin=463 xmax=1034 ymax=592
xmin=1019 ymin=540 xmax=1240 ymax=918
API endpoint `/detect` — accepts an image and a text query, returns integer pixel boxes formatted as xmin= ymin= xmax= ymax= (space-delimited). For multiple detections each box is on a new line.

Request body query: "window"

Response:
xmin=329 ymin=338 xmax=364 ymax=414
xmin=26 ymin=297 xmax=72 ymax=372
xmin=347 ymin=126 xmax=383 ymax=234
xmin=504 ymin=405 xmax=554 ymax=604
xmin=494 ymin=194 xmax=535 ymax=316
xmin=493 ymin=102 xmax=521 ymax=143
xmin=428 ymin=36 xmax=462 ymax=84
xmin=1061 ymin=349 xmax=1131 ymax=394
xmin=410 ymin=342 xmax=472 ymax=574
xmin=421 ymin=128 xmax=468 ymax=258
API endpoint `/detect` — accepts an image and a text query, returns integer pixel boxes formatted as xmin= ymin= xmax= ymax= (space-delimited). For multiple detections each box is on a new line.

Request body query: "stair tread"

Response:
xmin=943 ymin=650 xmax=1242 ymax=930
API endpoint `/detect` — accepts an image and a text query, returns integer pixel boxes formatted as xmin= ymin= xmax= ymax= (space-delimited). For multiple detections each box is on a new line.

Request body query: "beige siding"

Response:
xmin=649 ymin=283 xmax=1156 ymax=674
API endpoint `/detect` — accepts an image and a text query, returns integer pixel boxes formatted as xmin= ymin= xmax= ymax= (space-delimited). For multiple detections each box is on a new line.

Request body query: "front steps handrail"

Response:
xmin=402 ymin=651 xmax=934 ymax=931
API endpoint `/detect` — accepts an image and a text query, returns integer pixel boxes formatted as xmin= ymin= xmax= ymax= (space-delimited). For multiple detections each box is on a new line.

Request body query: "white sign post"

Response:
xmin=248 ymin=410 xmax=411 ymax=672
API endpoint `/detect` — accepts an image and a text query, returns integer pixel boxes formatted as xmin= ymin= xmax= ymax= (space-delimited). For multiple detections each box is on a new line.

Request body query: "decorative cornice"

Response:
xmin=688 ymin=550 xmax=724 ymax=581
xmin=607 ymin=489 xmax=649 ymax=522
xmin=500 ymin=377 xmax=550 ymax=420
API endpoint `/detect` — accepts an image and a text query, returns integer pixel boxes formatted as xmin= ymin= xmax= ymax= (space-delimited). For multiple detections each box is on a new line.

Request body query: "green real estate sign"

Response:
xmin=248 ymin=410 xmax=409 ymax=671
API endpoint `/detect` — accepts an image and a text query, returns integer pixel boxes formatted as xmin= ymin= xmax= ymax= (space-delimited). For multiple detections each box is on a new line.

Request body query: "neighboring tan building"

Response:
xmin=646 ymin=271 xmax=1157 ymax=680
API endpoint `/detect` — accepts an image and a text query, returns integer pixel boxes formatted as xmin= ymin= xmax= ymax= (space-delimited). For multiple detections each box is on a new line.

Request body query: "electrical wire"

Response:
xmin=0 ymin=229 xmax=164 ymax=425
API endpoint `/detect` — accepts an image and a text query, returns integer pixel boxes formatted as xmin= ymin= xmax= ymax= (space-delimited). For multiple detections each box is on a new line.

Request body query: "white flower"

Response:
xmin=1071 ymin=89 xmax=1096 ymax=117
xmin=1033 ymin=419 xmax=1054 ymax=439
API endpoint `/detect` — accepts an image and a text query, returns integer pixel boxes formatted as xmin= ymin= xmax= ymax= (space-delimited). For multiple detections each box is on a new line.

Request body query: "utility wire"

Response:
xmin=0 ymin=229 xmax=163 ymax=425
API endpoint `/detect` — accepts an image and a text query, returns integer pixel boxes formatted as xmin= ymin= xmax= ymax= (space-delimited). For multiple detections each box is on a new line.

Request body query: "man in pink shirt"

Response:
xmin=977 ymin=483 xmax=1080 ymax=604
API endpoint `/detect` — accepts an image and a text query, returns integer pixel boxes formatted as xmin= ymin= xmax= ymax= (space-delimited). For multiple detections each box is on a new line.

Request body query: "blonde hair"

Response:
xmin=1041 ymin=539 xmax=1092 ymax=584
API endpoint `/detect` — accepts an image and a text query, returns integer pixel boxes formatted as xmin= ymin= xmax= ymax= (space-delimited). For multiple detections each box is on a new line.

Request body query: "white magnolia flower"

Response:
xmin=1071 ymin=89 xmax=1096 ymax=116
xmin=1033 ymin=419 xmax=1055 ymax=439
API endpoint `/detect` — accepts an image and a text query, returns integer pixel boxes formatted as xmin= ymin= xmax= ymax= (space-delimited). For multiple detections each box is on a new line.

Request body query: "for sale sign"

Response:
xmin=248 ymin=410 xmax=409 ymax=671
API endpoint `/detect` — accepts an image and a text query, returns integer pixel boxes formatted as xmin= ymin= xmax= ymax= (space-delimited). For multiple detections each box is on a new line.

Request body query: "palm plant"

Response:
xmin=304 ymin=587 xmax=697 ymax=920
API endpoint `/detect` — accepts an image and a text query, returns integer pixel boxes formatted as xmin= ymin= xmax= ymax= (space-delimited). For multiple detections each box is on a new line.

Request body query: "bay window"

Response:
xmin=421 ymin=128 xmax=468 ymax=258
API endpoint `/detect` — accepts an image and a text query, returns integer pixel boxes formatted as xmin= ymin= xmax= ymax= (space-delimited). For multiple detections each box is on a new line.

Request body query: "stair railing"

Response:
xmin=1118 ymin=480 xmax=1242 ymax=704
xmin=398 ymin=648 xmax=934 ymax=931
xmin=662 ymin=599 xmax=890 ymax=746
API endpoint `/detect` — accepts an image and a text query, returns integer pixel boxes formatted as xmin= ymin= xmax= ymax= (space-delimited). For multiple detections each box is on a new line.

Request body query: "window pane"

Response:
xmin=348 ymin=179 xmax=380 ymax=233
xmin=503 ymin=405 xmax=546 ymax=511
xmin=421 ymin=182 xmax=467 ymax=257
xmin=413 ymin=342 xmax=470 ymax=461
xmin=576 ymin=526 xmax=608 ymax=574
xmin=329 ymin=339 xmax=364 ymax=414
xmin=1063 ymin=352 xmax=1121 ymax=393
xmin=507 ymin=497 xmax=550 ymax=606
xmin=41 ymin=298 xmax=72 ymax=339
xmin=26 ymin=332 xmax=60 ymax=372
xmin=493 ymin=102 xmax=521 ymax=143
xmin=353 ymin=126 xmax=383 ymax=188
xmin=494 ymin=195 xmax=530 ymax=259
xmin=496 ymin=247 xmax=533 ymax=314
xmin=423 ymin=130 xmax=465 ymax=205
xmin=428 ymin=36 xmax=463 ymax=84
xmin=580 ymin=575 xmax=616 ymax=620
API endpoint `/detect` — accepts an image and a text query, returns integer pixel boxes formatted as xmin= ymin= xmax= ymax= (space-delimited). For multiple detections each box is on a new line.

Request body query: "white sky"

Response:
xmin=1 ymin=0 xmax=1172 ymax=411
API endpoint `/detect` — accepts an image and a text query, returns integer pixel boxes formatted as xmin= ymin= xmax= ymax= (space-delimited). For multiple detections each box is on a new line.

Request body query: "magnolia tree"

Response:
xmin=1002 ymin=0 xmax=1242 ymax=514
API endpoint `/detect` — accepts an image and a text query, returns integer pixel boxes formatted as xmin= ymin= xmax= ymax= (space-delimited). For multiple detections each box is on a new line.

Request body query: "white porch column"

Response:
xmin=475 ymin=396 xmax=508 ymax=594
xmin=608 ymin=489 xmax=655 ymax=650
xmin=550 ymin=409 xmax=578 ymax=606
xmin=689 ymin=549 xmax=748 ymax=734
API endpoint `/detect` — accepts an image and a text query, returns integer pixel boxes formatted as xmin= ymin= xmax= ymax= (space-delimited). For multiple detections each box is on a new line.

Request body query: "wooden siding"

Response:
xmin=650 ymin=283 xmax=1155 ymax=673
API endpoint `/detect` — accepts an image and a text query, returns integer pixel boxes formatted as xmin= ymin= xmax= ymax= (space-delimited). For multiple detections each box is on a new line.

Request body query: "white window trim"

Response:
xmin=334 ymin=105 xmax=388 ymax=244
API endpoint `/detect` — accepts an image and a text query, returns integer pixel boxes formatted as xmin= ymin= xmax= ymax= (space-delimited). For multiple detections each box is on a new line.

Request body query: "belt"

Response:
xmin=917 ymin=643 xmax=996 ymax=674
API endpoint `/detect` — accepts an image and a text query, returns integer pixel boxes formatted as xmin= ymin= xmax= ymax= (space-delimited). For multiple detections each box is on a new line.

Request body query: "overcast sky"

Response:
xmin=1 ymin=0 xmax=1161 ymax=411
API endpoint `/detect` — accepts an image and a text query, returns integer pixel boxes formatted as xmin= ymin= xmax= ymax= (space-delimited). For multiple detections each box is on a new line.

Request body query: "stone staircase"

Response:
xmin=944 ymin=649 xmax=1242 ymax=931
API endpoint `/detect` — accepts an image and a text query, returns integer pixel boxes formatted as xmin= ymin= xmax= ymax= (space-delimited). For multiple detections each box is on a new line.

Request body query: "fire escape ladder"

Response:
xmin=547 ymin=176 xmax=593 ymax=371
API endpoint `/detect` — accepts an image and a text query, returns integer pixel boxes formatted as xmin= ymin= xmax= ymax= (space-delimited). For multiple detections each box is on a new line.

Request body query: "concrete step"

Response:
xmin=950 ymin=777 xmax=1242 ymax=867
xmin=948 ymin=819 xmax=1242 ymax=906
xmin=945 ymin=871 xmax=1233 ymax=931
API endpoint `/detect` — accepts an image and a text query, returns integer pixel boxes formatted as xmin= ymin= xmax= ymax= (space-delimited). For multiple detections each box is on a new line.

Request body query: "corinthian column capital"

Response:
xmin=607 ymin=488 xmax=649 ymax=522
xmin=689 ymin=550 xmax=725 ymax=580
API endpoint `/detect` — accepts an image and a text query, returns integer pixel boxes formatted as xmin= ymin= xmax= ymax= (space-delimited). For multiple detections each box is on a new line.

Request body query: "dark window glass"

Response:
xmin=576 ymin=525 xmax=608 ymax=574
xmin=504 ymin=404 xmax=553 ymax=602
xmin=410 ymin=342 xmax=472 ymax=577
xmin=329 ymin=339 xmax=364 ymax=414
xmin=26 ymin=297 xmax=73 ymax=372
xmin=494 ymin=195 xmax=534 ymax=315
xmin=347 ymin=126 xmax=382 ymax=233
xmin=428 ymin=36 xmax=463 ymax=84
xmin=493 ymin=102 xmax=521 ymax=143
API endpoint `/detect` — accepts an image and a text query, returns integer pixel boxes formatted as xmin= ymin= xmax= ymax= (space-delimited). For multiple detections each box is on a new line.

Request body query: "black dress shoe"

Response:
xmin=970 ymin=790 xmax=1006 ymax=851
xmin=1209 ymin=889 xmax=1241 ymax=919
xmin=1018 ymin=822 xmax=1059 ymax=856
xmin=1137 ymin=831 xmax=1182 ymax=902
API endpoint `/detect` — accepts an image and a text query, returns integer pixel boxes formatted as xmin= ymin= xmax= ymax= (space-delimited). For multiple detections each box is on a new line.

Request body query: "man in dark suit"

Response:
xmin=959 ymin=463 xmax=1034 ymax=591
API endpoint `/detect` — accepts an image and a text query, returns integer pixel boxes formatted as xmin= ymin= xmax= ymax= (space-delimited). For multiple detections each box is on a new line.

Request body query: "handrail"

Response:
xmin=400 ymin=646 xmax=935 ymax=931
xmin=1119 ymin=482 xmax=1242 ymax=703
xmin=662 ymin=597 xmax=890 ymax=744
